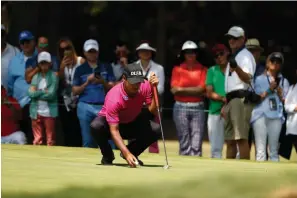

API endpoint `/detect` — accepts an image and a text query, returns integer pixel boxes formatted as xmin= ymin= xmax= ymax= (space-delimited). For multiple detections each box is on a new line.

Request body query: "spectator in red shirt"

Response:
xmin=170 ymin=41 xmax=207 ymax=156
xmin=1 ymin=86 xmax=26 ymax=144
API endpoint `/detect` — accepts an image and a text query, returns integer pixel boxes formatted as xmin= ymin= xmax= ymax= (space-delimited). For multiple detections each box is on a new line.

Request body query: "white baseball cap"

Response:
xmin=38 ymin=52 xmax=51 ymax=63
xmin=182 ymin=40 xmax=198 ymax=50
xmin=136 ymin=43 xmax=156 ymax=52
xmin=84 ymin=39 xmax=99 ymax=52
xmin=226 ymin=26 xmax=245 ymax=38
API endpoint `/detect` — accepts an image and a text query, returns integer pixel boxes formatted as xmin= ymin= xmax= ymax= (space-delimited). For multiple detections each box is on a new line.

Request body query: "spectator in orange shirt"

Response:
xmin=170 ymin=41 xmax=207 ymax=156
xmin=1 ymin=86 xmax=26 ymax=144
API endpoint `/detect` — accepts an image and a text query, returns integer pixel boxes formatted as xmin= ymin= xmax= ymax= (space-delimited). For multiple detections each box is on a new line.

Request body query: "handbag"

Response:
xmin=244 ymin=82 xmax=262 ymax=104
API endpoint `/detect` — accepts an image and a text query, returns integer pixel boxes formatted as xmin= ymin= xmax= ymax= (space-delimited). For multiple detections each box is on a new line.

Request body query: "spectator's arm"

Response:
xmin=205 ymin=67 xmax=223 ymax=101
xmin=157 ymin=66 xmax=165 ymax=95
xmin=72 ymin=68 xmax=88 ymax=96
xmin=7 ymin=59 xmax=15 ymax=96
xmin=28 ymin=75 xmax=44 ymax=99
xmin=234 ymin=57 xmax=255 ymax=84
xmin=39 ymin=74 xmax=59 ymax=101
xmin=25 ymin=67 xmax=39 ymax=84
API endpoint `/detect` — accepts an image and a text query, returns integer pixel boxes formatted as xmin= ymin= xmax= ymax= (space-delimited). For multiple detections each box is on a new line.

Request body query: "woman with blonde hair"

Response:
xmin=57 ymin=37 xmax=85 ymax=147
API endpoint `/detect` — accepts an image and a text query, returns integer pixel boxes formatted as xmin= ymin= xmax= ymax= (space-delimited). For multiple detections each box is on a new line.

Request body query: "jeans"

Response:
xmin=77 ymin=102 xmax=102 ymax=148
xmin=207 ymin=114 xmax=224 ymax=158
xmin=253 ymin=116 xmax=282 ymax=162
xmin=173 ymin=101 xmax=205 ymax=156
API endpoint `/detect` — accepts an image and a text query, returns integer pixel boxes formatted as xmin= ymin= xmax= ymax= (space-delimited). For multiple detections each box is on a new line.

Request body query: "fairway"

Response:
xmin=2 ymin=142 xmax=297 ymax=198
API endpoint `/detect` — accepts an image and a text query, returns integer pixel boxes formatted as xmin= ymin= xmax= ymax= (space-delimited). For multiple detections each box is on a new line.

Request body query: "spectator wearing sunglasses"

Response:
xmin=25 ymin=37 xmax=59 ymax=84
xmin=171 ymin=40 xmax=207 ymax=156
xmin=1 ymin=24 xmax=20 ymax=90
xmin=72 ymin=39 xmax=115 ymax=148
xmin=205 ymin=44 xmax=229 ymax=159
xmin=7 ymin=30 xmax=38 ymax=144
xmin=251 ymin=52 xmax=289 ymax=161
xmin=223 ymin=26 xmax=256 ymax=160
xmin=57 ymin=37 xmax=85 ymax=147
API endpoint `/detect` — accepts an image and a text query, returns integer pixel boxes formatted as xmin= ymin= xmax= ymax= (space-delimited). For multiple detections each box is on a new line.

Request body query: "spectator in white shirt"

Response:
xmin=135 ymin=41 xmax=165 ymax=153
xmin=1 ymin=24 xmax=20 ymax=90
xmin=222 ymin=26 xmax=256 ymax=160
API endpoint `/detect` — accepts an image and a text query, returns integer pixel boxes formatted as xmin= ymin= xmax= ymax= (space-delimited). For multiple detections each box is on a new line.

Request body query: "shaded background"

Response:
xmin=2 ymin=1 xmax=297 ymax=140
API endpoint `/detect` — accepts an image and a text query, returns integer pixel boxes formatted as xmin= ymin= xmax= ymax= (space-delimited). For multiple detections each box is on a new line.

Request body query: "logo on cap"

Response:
xmin=130 ymin=71 xmax=142 ymax=76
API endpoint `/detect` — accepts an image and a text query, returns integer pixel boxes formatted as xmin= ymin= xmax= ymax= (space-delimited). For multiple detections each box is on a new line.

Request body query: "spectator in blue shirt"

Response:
xmin=72 ymin=39 xmax=115 ymax=148
xmin=7 ymin=30 xmax=38 ymax=144
xmin=25 ymin=36 xmax=59 ymax=84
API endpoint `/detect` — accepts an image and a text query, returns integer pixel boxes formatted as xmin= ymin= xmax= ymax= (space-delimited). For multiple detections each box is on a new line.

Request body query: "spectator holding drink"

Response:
xmin=28 ymin=52 xmax=59 ymax=146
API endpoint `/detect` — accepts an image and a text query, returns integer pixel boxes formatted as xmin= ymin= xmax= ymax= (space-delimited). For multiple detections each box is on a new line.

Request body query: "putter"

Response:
xmin=153 ymin=86 xmax=170 ymax=169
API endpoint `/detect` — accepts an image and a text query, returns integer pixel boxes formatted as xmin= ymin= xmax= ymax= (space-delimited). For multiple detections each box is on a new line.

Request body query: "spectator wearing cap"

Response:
xmin=72 ymin=39 xmax=115 ymax=148
xmin=251 ymin=52 xmax=289 ymax=161
xmin=1 ymin=85 xmax=26 ymax=145
xmin=135 ymin=41 xmax=165 ymax=153
xmin=111 ymin=41 xmax=131 ymax=81
xmin=223 ymin=26 xmax=256 ymax=160
xmin=1 ymin=24 xmax=20 ymax=90
xmin=28 ymin=52 xmax=59 ymax=146
xmin=205 ymin=44 xmax=229 ymax=159
xmin=57 ymin=37 xmax=85 ymax=147
xmin=246 ymin=38 xmax=265 ymax=78
xmin=25 ymin=36 xmax=60 ymax=84
xmin=171 ymin=40 xmax=207 ymax=156
xmin=7 ymin=30 xmax=38 ymax=144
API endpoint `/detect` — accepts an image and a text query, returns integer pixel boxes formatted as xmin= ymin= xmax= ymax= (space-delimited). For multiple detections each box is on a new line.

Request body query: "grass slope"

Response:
xmin=1 ymin=142 xmax=297 ymax=198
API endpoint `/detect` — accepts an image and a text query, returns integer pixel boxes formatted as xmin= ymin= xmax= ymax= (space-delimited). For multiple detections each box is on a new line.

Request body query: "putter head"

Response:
xmin=163 ymin=165 xmax=170 ymax=169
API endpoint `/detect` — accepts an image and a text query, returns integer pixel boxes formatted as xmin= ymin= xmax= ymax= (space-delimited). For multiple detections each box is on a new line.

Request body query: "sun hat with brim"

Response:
xmin=136 ymin=43 xmax=156 ymax=52
xmin=123 ymin=63 xmax=145 ymax=84
xmin=246 ymin=38 xmax=264 ymax=52
xmin=38 ymin=52 xmax=52 ymax=63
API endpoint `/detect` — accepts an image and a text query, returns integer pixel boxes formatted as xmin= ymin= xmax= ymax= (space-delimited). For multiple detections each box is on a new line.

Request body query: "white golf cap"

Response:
xmin=226 ymin=26 xmax=245 ymax=38
xmin=1 ymin=24 xmax=6 ymax=31
xmin=84 ymin=39 xmax=99 ymax=52
xmin=38 ymin=52 xmax=51 ymax=63
xmin=136 ymin=43 xmax=156 ymax=52
xmin=182 ymin=40 xmax=198 ymax=50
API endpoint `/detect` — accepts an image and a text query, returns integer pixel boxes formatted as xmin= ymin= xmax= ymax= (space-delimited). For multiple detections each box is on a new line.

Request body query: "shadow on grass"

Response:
xmin=96 ymin=163 xmax=164 ymax=168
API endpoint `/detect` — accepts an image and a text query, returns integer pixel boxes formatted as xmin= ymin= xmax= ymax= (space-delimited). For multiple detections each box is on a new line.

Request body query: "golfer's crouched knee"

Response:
xmin=90 ymin=116 xmax=108 ymax=144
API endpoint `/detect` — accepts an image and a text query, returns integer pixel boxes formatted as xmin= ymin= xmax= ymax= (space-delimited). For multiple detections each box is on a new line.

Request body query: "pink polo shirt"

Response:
xmin=99 ymin=80 xmax=152 ymax=124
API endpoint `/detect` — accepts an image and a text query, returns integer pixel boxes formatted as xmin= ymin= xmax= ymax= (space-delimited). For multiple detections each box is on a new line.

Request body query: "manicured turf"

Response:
xmin=2 ymin=142 xmax=297 ymax=198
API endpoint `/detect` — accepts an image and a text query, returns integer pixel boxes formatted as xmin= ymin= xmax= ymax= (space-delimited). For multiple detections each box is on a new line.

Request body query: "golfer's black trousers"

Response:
xmin=90 ymin=111 xmax=160 ymax=160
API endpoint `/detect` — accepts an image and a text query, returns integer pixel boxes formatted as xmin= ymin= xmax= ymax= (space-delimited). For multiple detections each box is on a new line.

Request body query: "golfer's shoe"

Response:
xmin=120 ymin=153 xmax=144 ymax=166
xmin=101 ymin=157 xmax=115 ymax=165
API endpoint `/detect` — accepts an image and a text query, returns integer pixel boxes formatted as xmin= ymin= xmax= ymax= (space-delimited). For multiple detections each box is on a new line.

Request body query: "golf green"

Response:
xmin=2 ymin=142 xmax=297 ymax=198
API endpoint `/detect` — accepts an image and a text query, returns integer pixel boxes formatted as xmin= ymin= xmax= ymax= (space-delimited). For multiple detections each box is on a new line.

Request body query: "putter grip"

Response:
xmin=153 ymin=86 xmax=160 ymax=108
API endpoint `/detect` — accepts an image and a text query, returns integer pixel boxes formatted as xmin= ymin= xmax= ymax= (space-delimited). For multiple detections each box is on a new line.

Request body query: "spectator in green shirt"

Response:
xmin=205 ymin=44 xmax=229 ymax=158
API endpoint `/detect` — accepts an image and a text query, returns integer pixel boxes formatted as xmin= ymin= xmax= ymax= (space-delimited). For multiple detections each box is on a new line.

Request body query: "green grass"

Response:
xmin=2 ymin=142 xmax=297 ymax=198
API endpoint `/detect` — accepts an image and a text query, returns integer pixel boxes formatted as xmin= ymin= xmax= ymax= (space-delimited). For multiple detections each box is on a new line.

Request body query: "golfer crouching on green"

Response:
xmin=90 ymin=63 xmax=160 ymax=168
